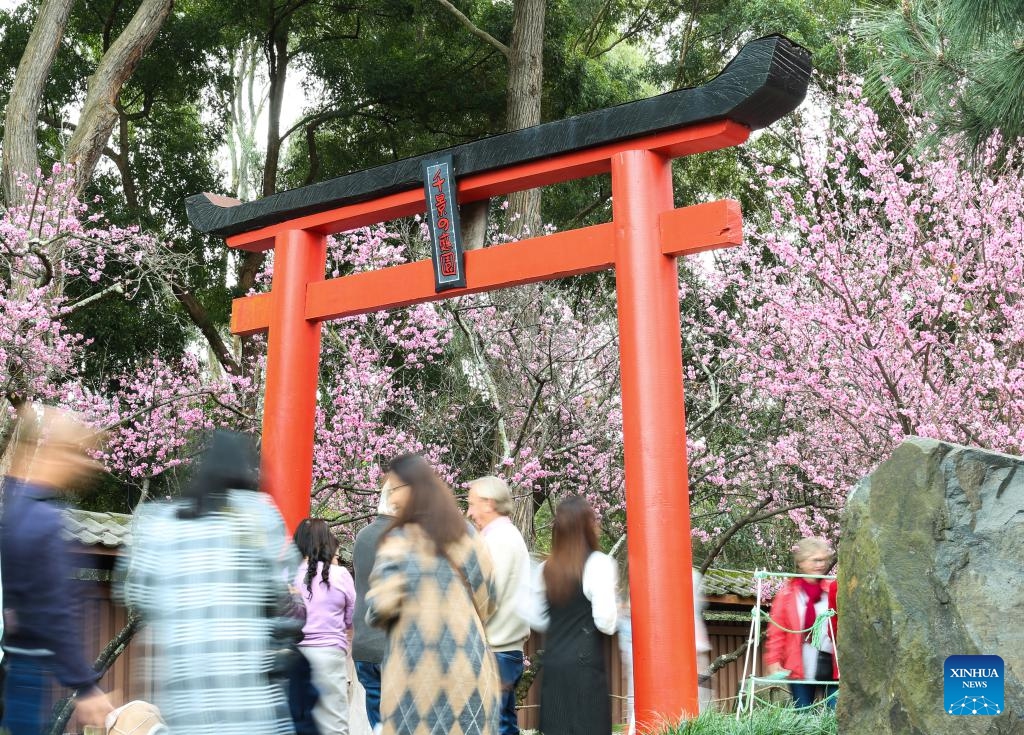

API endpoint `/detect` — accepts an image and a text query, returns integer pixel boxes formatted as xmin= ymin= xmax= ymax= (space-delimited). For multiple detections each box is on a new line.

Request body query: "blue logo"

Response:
xmin=944 ymin=655 xmax=1003 ymax=715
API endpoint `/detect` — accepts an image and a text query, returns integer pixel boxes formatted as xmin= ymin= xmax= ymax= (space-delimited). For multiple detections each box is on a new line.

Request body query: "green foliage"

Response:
xmin=661 ymin=707 xmax=837 ymax=735
xmin=279 ymin=0 xmax=509 ymax=189
xmin=654 ymin=0 xmax=858 ymax=91
xmin=0 ymin=0 xmax=233 ymax=385
xmin=858 ymin=0 xmax=1024 ymax=155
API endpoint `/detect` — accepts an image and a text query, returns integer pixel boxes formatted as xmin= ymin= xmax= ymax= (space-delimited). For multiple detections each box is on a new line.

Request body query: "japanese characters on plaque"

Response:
xmin=422 ymin=155 xmax=467 ymax=292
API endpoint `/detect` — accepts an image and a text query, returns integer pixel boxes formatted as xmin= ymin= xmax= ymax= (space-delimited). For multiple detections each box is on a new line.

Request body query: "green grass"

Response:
xmin=523 ymin=707 xmax=838 ymax=735
xmin=658 ymin=707 xmax=838 ymax=735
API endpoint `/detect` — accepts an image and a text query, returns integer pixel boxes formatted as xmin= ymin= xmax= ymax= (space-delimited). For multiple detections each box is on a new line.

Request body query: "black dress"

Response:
xmin=539 ymin=583 xmax=612 ymax=735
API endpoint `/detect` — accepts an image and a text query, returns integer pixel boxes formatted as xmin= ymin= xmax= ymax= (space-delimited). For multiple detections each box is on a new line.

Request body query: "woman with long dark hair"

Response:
xmin=524 ymin=496 xmax=618 ymax=735
xmin=293 ymin=518 xmax=356 ymax=734
xmin=365 ymin=454 xmax=500 ymax=735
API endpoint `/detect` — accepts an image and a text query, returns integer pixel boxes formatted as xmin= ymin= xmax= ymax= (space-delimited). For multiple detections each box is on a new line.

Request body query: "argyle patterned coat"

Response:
xmin=366 ymin=525 xmax=500 ymax=735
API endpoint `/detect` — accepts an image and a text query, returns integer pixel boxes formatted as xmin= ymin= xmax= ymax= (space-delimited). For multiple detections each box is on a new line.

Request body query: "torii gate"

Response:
xmin=188 ymin=34 xmax=810 ymax=730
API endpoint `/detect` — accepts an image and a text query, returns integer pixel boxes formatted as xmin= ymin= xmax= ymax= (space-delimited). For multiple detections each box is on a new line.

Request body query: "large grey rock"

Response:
xmin=837 ymin=437 xmax=1023 ymax=734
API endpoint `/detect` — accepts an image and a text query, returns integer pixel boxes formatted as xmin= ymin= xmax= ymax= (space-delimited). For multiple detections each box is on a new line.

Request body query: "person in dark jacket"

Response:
xmin=351 ymin=475 xmax=396 ymax=731
xmin=0 ymin=406 xmax=114 ymax=735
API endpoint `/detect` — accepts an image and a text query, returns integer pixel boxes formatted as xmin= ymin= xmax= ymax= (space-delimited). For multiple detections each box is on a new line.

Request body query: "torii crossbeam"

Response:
xmin=188 ymin=34 xmax=810 ymax=731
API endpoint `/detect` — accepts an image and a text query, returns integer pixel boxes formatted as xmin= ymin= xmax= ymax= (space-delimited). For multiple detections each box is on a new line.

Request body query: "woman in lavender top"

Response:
xmin=295 ymin=519 xmax=357 ymax=735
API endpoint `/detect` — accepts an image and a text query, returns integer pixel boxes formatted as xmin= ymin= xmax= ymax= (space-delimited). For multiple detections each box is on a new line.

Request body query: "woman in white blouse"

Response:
xmin=521 ymin=496 xmax=617 ymax=735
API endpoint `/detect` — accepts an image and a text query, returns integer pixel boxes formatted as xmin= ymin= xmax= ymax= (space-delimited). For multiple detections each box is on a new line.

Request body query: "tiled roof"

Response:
xmin=63 ymin=508 xmax=132 ymax=548
xmin=701 ymin=568 xmax=757 ymax=599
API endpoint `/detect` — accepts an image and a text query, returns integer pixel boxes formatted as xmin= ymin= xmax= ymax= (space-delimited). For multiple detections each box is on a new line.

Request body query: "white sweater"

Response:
xmin=519 ymin=551 xmax=619 ymax=635
xmin=481 ymin=516 xmax=532 ymax=652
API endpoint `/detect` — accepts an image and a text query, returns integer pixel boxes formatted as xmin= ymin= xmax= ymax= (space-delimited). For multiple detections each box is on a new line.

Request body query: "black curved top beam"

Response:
xmin=187 ymin=34 xmax=811 ymax=238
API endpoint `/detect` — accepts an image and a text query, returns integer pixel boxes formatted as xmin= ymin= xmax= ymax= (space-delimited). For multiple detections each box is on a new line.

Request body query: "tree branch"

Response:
xmin=100 ymin=388 xmax=231 ymax=434
xmin=563 ymin=187 xmax=610 ymax=229
xmin=436 ymin=0 xmax=510 ymax=58
xmin=166 ymin=280 xmax=242 ymax=375
xmin=122 ymin=89 xmax=155 ymax=121
xmin=62 ymin=282 xmax=125 ymax=313
xmin=279 ymin=105 xmax=369 ymax=145
xmin=510 ymin=376 xmax=546 ymax=459
xmin=698 ymin=499 xmax=821 ymax=574
xmin=48 ymin=610 xmax=144 ymax=735
xmin=707 ymin=630 xmax=766 ymax=676
xmin=65 ymin=0 xmax=174 ymax=189
xmin=38 ymin=114 xmax=122 ymax=163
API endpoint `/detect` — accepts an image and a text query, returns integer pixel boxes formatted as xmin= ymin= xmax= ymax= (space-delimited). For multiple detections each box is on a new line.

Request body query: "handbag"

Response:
xmin=813 ymin=649 xmax=834 ymax=681
xmin=105 ymin=700 xmax=168 ymax=735
xmin=268 ymin=584 xmax=307 ymax=678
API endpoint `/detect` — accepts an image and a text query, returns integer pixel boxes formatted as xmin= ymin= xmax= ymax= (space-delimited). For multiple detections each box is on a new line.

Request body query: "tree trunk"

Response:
xmin=1 ymin=0 xmax=76 ymax=205
xmin=237 ymin=16 xmax=291 ymax=305
xmin=227 ymin=40 xmax=266 ymax=201
xmin=461 ymin=200 xmax=489 ymax=250
xmin=115 ymin=107 xmax=140 ymax=211
xmin=504 ymin=0 xmax=545 ymax=237
xmin=498 ymin=0 xmax=548 ymax=523
xmin=511 ymin=484 xmax=546 ymax=547
xmin=261 ymin=16 xmax=291 ymax=199
xmin=236 ymin=15 xmax=292 ymax=379
xmin=64 ymin=0 xmax=174 ymax=190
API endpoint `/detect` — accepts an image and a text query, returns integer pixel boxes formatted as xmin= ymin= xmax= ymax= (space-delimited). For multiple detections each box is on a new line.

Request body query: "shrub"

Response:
xmin=660 ymin=707 xmax=838 ymax=735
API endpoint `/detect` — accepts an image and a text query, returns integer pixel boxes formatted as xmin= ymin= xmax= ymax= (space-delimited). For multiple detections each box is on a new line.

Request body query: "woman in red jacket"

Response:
xmin=764 ymin=537 xmax=838 ymax=710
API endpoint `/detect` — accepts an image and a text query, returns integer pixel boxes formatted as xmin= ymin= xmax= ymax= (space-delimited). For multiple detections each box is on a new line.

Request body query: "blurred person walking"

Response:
xmin=294 ymin=518 xmax=356 ymax=735
xmin=466 ymin=476 xmax=530 ymax=735
xmin=366 ymin=454 xmax=500 ymax=735
xmin=0 ymin=406 xmax=114 ymax=734
xmin=763 ymin=537 xmax=838 ymax=710
xmin=118 ymin=429 xmax=299 ymax=735
xmin=617 ymin=564 xmax=711 ymax=735
xmin=351 ymin=477 xmax=397 ymax=732
xmin=521 ymin=496 xmax=617 ymax=735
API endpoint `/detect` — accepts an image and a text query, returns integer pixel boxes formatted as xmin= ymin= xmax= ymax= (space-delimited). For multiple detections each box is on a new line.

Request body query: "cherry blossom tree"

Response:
xmin=307 ymin=225 xmax=626 ymax=544
xmin=689 ymin=82 xmax=1024 ymax=566
xmin=14 ymin=85 xmax=1022 ymax=575
xmin=0 ymin=167 xmax=192 ymax=455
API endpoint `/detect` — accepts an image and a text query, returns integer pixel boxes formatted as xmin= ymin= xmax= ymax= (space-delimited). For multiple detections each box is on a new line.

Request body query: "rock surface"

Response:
xmin=838 ymin=437 xmax=1023 ymax=734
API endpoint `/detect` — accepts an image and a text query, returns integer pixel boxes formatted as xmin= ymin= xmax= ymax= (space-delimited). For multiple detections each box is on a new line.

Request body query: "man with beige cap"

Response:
xmin=466 ymin=476 xmax=530 ymax=735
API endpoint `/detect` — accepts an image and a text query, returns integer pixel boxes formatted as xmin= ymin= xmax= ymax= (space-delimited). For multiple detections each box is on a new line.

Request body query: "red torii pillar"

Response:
xmin=222 ymin=121 xmax=747 ymax=728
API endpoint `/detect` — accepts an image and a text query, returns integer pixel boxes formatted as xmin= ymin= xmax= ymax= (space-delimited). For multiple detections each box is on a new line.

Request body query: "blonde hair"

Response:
xmin=793 ymin=536 xmax=833 ymax=566
xmin=469 ymin=475 xmax=514 ymax=516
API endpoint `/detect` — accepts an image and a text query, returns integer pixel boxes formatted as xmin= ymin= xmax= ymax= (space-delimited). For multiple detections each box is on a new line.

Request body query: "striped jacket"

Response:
xmin=118 ymin=491 xmax=300 ymax=735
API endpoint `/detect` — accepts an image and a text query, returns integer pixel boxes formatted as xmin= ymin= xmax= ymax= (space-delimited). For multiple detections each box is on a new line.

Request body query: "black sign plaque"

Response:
xmin=422 ymin=155 xmax=466 ymax=292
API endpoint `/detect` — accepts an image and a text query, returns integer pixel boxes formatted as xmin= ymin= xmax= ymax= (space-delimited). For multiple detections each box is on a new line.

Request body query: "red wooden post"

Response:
xmin=612 ymin=149 xmax=700 ymax=728
xmin=262 ymin=228 xmax=327 ymax=532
